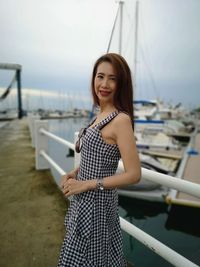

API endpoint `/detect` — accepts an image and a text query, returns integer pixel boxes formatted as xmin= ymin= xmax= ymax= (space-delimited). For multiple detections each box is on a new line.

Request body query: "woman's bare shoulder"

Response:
xmin=114 ymin=112 xmax=132 ymax=126
xmin=112 ymin=112 xmax=135 ymax=145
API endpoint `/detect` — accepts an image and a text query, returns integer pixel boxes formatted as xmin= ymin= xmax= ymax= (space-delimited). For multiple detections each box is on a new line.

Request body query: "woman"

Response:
xmin=58 ymin=53 xmax=141 ymax=266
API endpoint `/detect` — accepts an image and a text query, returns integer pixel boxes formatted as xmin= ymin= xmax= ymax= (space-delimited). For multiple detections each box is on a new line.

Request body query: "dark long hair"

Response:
xmin=91 ymin=53 xmax=134 ymax=129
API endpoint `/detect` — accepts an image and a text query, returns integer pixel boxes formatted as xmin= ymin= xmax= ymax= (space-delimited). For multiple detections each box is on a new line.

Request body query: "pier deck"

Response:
xmin=177 ymin=133 xmax=200 ymax=207
xmin=0 ymin=119 xmax=67 ymax=267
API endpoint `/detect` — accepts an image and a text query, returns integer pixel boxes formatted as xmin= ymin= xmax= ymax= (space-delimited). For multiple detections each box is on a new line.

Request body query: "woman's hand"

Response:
xmin=60 ymin=169 xmax=77 ymax=189
xmin=62 ymin=179 xmax=91 ymax=197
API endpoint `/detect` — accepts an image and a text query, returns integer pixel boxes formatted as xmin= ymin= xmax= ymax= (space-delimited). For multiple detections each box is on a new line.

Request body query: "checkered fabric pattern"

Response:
xmin=57 ymin=111 xmax=127 ymax=266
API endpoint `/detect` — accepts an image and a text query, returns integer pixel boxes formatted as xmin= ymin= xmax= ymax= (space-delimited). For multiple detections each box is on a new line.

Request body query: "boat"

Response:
xmin=104 ymin=0 xmax=198 ymax=202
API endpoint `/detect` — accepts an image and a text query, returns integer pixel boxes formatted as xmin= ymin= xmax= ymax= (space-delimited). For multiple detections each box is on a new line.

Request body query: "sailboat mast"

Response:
xmin=134 ymin=1 xmax=139 ymax=92
xmin=118 ymin=1 xmax=124 ymax=55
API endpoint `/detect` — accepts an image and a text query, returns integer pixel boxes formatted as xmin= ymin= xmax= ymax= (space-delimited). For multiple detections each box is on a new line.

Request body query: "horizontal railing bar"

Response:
xmin=41 ymin=126 xmax=200 ymax=200
xmin=120 ymin=217 xmax=199 ymax=267
xmin=118 ymin=161 xmax=200 ymax=199
xmin=40 ymin=150 xmax=74 ymax=201
xmin=40 ymin=127 xmax=200 ymax=200
xmin=0 ymin=63 xmax=22 ymax=70
xmin=142 ymin=168 xmax=200 ymax=199
xmin=40 ymin=128 xmax=75 ymax=150
xmin=40 ymin=127 xmax=200 ymax=199
xmin=40 ymin=150 xmax=66 ymax=176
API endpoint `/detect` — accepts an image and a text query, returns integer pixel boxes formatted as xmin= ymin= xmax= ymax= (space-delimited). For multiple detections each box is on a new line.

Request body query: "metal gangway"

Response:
xmin=0 ymin=63 xmax=23 ymax=119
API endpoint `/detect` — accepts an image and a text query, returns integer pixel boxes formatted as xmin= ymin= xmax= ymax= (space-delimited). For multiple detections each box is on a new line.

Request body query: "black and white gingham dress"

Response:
xmin=58 ymin=111 xmax=127 ymax=266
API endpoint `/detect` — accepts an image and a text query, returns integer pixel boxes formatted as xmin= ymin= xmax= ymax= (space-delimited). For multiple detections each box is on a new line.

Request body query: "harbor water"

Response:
xmin=48 ymin=118 xmax=200 ymax=267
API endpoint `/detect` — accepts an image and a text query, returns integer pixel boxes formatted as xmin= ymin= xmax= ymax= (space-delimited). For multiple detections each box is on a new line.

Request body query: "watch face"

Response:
xmin=99 ymin=185 xmax=104 ymax=191
xmin=97 ymin=179 xmax=104 ymax=190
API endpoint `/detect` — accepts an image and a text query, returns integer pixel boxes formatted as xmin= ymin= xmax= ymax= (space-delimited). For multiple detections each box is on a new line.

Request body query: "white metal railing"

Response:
xmin=40 ymin=150 xmax=66 ymax=176
xmin=120 ymin=161 xmax=200 ymax=199
xmin=120 ymin=218 xmax=198 ymax=267
xmin=31 ymin=118 xmax=200 ymax=267
xmin=40 ymin=128 xmax=75 ymax=150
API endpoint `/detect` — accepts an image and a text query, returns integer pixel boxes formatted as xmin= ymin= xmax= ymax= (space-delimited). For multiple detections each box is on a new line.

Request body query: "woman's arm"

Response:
xmin=88 ymin=113 xmax=141 ymax=189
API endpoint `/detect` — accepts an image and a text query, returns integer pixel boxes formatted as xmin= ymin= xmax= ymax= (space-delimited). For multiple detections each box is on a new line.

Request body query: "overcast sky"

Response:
xmin=0 ymin=0 xmax=200 ymax=109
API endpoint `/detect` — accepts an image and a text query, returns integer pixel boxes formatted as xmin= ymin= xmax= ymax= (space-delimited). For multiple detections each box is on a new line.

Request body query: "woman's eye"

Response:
xmin=97 ymin=75 xmax=103 ymax=79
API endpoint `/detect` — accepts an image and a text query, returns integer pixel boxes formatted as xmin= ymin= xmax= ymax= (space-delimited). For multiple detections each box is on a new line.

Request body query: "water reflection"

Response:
xmin=119 ymin=196 xmax=200 ymax=266
xmin=166 ymin=205 xmax=200 ymax=237
xmin=119 ymin=196 xmax=168 ymax=220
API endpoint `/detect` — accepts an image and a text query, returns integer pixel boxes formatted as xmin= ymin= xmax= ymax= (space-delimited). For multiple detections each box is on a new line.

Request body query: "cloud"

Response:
xmin=0 ymin=0 xmax=199 ymax=108
xmin=0 ymin=87 xmax=91 ymax=102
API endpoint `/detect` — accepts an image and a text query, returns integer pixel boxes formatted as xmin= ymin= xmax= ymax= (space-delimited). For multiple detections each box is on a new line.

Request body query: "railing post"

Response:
xmin=74 ymin=131 xmax=81 ymax=168
xmin=35 ymin=120 xmax=49 ymax=170
xmin=28 ymin=115 xmax=40 ymax=147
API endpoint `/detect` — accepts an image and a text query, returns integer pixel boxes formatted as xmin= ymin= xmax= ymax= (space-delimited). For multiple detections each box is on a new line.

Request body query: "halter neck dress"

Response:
xmin=58 ymin=110 xmax=127 ymax=267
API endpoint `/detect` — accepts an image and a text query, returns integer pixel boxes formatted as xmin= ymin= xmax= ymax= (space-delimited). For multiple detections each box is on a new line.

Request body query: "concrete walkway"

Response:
xmin=0 ymin=119 xmax=67 ymax=267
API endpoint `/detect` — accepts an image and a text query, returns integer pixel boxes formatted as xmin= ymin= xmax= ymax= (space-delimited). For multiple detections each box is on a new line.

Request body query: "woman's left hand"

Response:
xmin=62 ymin=178 xmax=89 ymax=197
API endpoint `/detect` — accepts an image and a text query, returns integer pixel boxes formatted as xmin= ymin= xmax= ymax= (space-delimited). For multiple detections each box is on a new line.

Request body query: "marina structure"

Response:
xmin=0 ymin=63 xmax=23 ymax=119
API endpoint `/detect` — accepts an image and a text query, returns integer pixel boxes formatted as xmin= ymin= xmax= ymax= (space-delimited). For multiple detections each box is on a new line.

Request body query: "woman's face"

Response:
xmin=94 ymin=61 xmax=117 ymax=105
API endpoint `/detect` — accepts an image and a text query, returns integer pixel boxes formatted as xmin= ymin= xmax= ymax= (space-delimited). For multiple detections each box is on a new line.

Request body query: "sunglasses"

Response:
xmin=75 ymin=127 xmax=87 ymax=153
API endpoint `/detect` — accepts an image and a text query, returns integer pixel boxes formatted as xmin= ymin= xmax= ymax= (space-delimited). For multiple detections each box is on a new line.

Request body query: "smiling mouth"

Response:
xmin=99 ymin=90 xmax=111 ymax=96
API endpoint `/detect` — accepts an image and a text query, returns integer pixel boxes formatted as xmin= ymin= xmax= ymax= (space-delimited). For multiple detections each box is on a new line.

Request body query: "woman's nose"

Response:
xmin=101 ymin=78 xmax=108 ymax=88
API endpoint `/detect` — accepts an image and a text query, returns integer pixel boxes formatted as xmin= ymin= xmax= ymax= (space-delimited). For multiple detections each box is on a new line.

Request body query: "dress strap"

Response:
xmin=87 ymin=115 xmax=97 ymax=128
xmin=97 ymin=110 xmax=119 ymax=130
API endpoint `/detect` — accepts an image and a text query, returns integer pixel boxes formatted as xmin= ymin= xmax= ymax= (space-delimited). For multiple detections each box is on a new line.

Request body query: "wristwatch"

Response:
xmin=96 ymin=178 xmax=104 ymax=191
